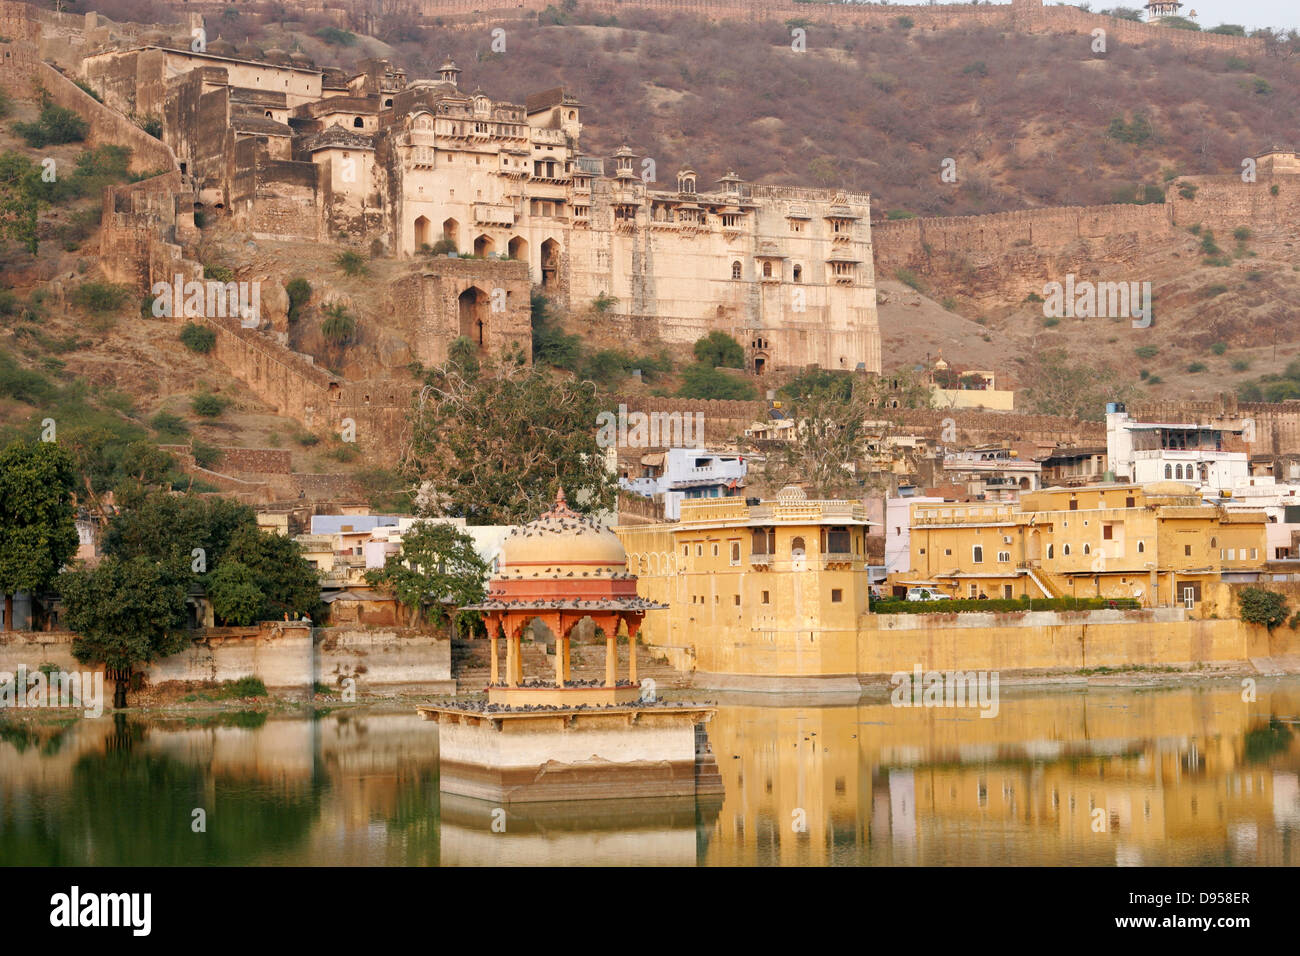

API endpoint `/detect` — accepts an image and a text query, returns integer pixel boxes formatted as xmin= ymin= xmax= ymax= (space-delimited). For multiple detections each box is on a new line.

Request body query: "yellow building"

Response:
xmin=616 ymin=486 xmax=873 ymax=688
xmin=896 ymin=482 xmax=1268 ymax=613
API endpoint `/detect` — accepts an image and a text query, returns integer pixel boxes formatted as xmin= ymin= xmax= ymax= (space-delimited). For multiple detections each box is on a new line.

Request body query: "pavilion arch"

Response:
xmin=540 ymin=237 xmax=561 ymax=289
xmin=413 ymin=215 xmax=431 ymax=249
xmin=442 ymin=217 xmax=460 ymax=248
xmin=474 ymin=233 xmax=495 ymax=257
xmin=458 ymin=286 xmax=489 ymax=348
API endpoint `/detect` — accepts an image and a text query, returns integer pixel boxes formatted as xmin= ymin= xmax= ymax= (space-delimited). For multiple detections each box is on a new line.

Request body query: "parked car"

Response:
xmin=905 ymin=587 xmax=951 ymax=602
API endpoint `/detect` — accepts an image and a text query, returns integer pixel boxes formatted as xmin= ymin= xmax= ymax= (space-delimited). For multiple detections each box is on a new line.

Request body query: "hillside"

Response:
xmin=212 ymin=8 xmax=1300 ymax=219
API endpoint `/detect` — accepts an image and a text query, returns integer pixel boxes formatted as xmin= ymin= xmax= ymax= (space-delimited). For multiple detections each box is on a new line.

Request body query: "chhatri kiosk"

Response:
xmin=476 ymin=488 xmax=658 ymax=706
xmin=418 ymin=490 xmax=721 ymax=804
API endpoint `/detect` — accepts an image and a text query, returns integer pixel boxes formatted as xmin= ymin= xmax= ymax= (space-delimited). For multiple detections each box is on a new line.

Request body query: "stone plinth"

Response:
xmin=417 ymin=703 xmax=719 ymax=803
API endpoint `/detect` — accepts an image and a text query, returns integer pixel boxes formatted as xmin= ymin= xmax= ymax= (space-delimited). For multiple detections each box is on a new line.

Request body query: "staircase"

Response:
xmin=1023 ymin=566 xmax=1061 ymax=599
xmin=694 ymin=722 xmax=725 ymax=796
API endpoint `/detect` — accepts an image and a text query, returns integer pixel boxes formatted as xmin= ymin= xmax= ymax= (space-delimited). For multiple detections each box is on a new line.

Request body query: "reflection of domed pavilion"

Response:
xmin=466 ymin=489 xmax=666 ymax=707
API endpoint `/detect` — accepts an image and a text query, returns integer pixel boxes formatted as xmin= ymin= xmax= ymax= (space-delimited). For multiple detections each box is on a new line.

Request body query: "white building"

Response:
xmin=1106 ymin=403 xmax=1249 ymax=493
xmin=884 ymin=495 xmax=946 ymax=576
xmin=620 ymin=448 xmax=747 ymax=520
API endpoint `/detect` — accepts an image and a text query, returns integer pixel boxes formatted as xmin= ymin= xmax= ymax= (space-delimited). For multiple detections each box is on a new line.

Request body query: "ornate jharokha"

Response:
xmin=465 ymin=489 xmax=666 ymax=707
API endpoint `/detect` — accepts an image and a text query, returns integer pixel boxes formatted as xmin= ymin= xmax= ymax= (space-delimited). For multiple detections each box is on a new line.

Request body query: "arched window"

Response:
xmin=731 ymin=261 xmax=741 ymax=280
xmin=1063 ymin=544 xmax=1071 ymax=556
xmin=353 ymin=116 xmax=364 ymax=128
xmin=1047 ymin=544 xmax=1054 ymax=559
xmin=762 ymin=261 xmax=773 ymax=278
xmin=793 ymin=264 xmax=803 ymax=283
xmin=1083 ymin=544 xmax=1091 ymax=555
xmin=1165 ymin=464 xmax=1173 ymax=479
xmin=790 ymin=536 xmax=805 ymax=558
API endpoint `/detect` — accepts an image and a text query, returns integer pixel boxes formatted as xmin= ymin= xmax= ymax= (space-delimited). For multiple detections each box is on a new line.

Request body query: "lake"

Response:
xmin=2 ymin=679 xmax=1298 ymax=866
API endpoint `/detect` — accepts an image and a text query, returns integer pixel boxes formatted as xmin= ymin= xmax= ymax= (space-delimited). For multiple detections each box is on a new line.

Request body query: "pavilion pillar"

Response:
xmin=605 ymin=620 xmax=616 ymax=688
xmin=562 ymin=635 xmax=571 ymax=684
xmin=489 ymin=620 xmax=499 ymax=685
xmin=627 ymin=617 xmax=638 ymax=685
xmin=554 ymin=630 xmax=564 ymax=687
xmin=506 ymin=632 xmax=518 ymax=687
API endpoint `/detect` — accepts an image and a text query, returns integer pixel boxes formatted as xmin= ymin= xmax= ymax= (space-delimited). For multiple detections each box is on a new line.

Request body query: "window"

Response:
xmin=1003 ymin=585 xmax=1013 ymax=599
xmin=1047 ymin=544 xmax=1054 ymax=559
xmin=731 ymin=260 xmax=742 ymax=280
xmin=1063 ymin=544 xmax=1071 ymax=556
xmin=791 ymin=536 xmax=806 ymax=558
xmin=712 ymin=543 xmax=719 ymax=557
xmin=696 ymin=544 xmax=703 ymax=556
xmin=730 ymin=542 xmax=741 ymax=566
xmin=997 ymin=551 xmax=1010 ymax=562
xmin=1103 ymin=525 xmax=1113 ymax=540
xmin=1184 ymin=544 xmax=1192 ymax=556
xmin=972 ymin=545 xmax=984 ymax=563
xmin=683 ymin=545 xmax=688 ymax=556
xmin=1137 ymin=540 xmax=1145 ymax=553
xmin=831 ymin=589 xmax=843 ymax=603
xmin=1126 ymin=496 xmax=1135 ymax=508
xmin=761 ymin=590 xmax=770 ymax=605
xmin=969 ymin=584 xmax=979 ymax=598
xmin=793 ymin=264 xmax=802 ymax=283
xmin=734 ymin=594 xmax=740 ymax=606
xmin=1069 ymin=499 xmax=1078 ymax=511
xmin=762 ymin=261 xmax=773 ymax=278
xmin=1165 ymin=464 xmax=1173 ymax=479
xmin=944 ymin=549 xmax=952 ymax=556
xmin=1083 ymin=544 xmax=1091 ymax=555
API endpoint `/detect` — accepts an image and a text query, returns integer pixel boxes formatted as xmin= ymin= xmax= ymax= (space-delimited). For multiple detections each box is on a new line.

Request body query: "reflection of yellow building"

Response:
xmin=895 ymin=482 xmax=1267 ymax=613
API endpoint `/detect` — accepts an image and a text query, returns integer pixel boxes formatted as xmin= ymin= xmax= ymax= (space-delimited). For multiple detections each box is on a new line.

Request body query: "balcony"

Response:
xmin=749 ymin=553 xmax=773 ymax=567
xmin=474 ymin=203 xmax=515 ymax=226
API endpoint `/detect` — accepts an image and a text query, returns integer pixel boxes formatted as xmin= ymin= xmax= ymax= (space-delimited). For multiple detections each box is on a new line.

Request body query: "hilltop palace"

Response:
xmin=81 ymin=42 xmax=880 ymax=374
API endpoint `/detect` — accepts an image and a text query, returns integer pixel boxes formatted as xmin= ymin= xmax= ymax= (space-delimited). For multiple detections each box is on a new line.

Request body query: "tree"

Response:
xmin=0 ymin=152 xmax=41 ymax=254
xmin=1238 ymin=587 xmax=1288 ymax=630
xmin=1018 ymin=347 xmax=1133 ymax=420
xmin=206 ymin=560 xmax=264 ymax=626
xmin=0 ymin=441 xmax=79 ymax=630
xmin=61 ymin=556 xmax=190 ymax=707
xmin=217 ymin=524 xmax=322 ymax=622
xmin=102 ymin=492 xmax=255 ymax=569
xmin=768 ymin=386 xmax=874 ymax=498
xmin=693 ymin=331 xmax=745 ymax=368
xmin=403 ymin=358 xmax=616 ymax=524
xmin=365 ymin=521 xmax=487 ymax=630
xmin=677 ymin=364 xmax=758 ymax=400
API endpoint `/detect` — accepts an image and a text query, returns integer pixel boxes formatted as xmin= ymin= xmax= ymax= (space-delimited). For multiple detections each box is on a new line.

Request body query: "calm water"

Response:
xmin=2 ymin=681 xmax=1299 ymax=866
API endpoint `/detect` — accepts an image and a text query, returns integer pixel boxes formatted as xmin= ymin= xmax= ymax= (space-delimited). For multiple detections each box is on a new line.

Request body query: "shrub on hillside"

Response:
xmin=13 ymin=103 xmax=89 ymax=148
xmin=179 ymin=322 xmax=216 ymax=354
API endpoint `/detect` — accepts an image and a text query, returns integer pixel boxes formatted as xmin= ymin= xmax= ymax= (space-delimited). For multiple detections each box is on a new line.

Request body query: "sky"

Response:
xmin=882 ymin=2 xmax=1297 ymax=32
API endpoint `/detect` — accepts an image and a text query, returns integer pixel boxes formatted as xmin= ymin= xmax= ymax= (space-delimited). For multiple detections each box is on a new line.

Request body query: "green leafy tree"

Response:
xmin=0 ymin=441 xmax=78 ymax=630
xmin=219 ymin=524 xmax=322 ymax=622
xmin=693 ymin=331 xmax=746 ymax=368
xmin=676 ymin=364 xmax=758 ymax=400
xmin=1238 ymin=587 xmax=1289 ymax=630
xmin=101 ymin=492 xmax=256 ymax=571
xmin=0 ymin=152 xmax=41 ymax=254
xmin=365 ymin=521 xmax=487 ymax=630
xmin=403 ymin=359 xmax=616 ymax=524
xmin=206 ymin=560 xmax=264 ymax=626
xmin=61 ymin=556 xmax=190 ymax=707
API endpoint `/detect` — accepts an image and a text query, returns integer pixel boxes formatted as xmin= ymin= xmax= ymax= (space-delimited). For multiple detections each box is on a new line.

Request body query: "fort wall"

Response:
xmin=0 ymin=623 xmax=454 ymax=693
xmin=403 ymin=0 xmax=1264 ymax=55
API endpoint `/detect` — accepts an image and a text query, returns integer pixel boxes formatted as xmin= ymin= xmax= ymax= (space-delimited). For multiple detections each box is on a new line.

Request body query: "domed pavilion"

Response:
xmin=466 ymin=489 xmax=666 ymax=707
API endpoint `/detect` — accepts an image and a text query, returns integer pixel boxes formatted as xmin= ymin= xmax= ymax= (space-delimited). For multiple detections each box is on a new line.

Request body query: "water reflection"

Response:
xmin=0 ymin=682 xmax=1297 ymax=866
